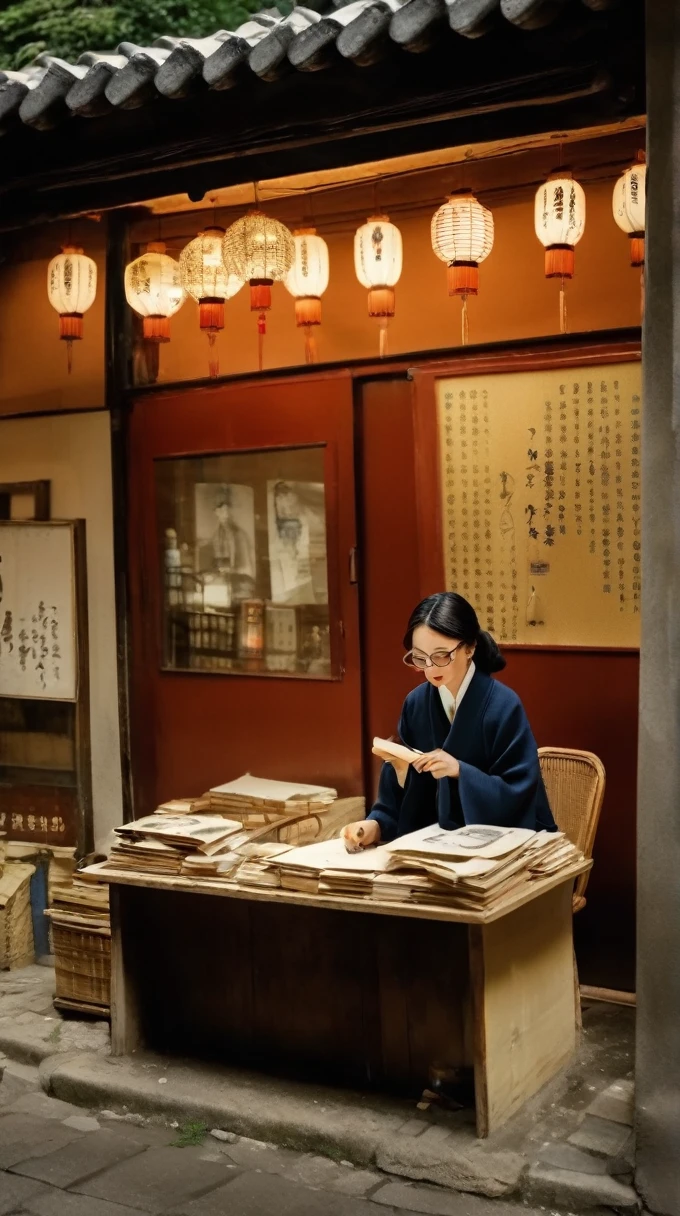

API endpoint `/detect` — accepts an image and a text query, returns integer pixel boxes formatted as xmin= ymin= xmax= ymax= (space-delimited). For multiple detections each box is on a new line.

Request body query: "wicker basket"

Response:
xmin=51 ymin=920 xmax=111 ymax=1015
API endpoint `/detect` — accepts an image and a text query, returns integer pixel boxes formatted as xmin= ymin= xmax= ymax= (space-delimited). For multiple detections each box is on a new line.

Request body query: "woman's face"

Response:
xmin=410 ymin=625 xmax=474 ymax=691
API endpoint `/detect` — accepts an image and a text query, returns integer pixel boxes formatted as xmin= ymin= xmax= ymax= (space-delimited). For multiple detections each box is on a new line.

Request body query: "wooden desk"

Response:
xmin=103 ymin=862 xmax=588 ymax=1138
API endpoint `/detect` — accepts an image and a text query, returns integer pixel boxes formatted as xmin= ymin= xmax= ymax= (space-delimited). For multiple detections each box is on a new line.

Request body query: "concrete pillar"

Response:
xmin=636 ymin=4 xmax=680 ymax=1214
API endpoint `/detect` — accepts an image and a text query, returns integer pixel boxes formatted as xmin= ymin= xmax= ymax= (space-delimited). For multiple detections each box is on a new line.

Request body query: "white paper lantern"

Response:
xmin=47 ymin=245 xmax=97 ymax=341
xmin=284 ymin=228 xmax=330 ymax=365
xmin=534 ymin=173 xmax=586 ymax=279
xmin=354 ymin=215 xmax=402 ymax=318
xmin=613 ymin=160 xmax=646 ymax=266
xmin=431 ymin=191 xmax=494 ymax=296
xmin=285 ymin=229 xmax=329 ymax=325
xmin=124 ymin=241 xmax=185 ymax=343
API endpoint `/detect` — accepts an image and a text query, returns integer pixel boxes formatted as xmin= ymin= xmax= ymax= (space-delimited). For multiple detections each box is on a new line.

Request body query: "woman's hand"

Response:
xmin=342 ymin=819 xmax=381 ymax=853
xmin=413 ymin=749 xmax=460 ymax=780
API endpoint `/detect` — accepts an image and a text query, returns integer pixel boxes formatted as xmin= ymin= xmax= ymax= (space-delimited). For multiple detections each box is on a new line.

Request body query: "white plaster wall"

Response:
xmin=0 ymin=410 xmax=123 ymax=849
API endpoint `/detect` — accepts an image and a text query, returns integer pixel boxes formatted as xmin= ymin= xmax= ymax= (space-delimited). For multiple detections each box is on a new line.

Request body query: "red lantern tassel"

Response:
xmin=257 ymin=312 xmax=266 ymax=372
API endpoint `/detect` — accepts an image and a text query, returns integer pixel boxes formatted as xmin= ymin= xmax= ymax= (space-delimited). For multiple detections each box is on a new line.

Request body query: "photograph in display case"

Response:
xmin=155 ymin=446 xmax=334 ymax=678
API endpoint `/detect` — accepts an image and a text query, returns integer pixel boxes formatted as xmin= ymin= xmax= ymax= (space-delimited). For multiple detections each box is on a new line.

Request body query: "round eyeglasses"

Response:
xmin=403 ymin=643 xmax=463 ymax=670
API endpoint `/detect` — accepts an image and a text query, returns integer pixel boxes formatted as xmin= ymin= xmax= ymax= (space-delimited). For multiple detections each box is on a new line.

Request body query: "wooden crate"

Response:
xmin=50 ymin=919 xmax=111 ymax=1016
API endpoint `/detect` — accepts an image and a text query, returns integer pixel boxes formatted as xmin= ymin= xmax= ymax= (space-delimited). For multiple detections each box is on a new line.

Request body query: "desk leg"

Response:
xmin=109 ymin=885 xmax=142 ymax=1056
xmin=468 ymin=882 xmax=576 ymax=1138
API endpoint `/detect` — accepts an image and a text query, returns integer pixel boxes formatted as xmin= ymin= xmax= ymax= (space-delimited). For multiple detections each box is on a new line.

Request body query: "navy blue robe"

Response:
xmin=368 ymin=670 xmax=556 ymax=843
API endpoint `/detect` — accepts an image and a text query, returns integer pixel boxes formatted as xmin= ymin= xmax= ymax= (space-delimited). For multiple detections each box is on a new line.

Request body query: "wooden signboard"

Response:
xmin=0 ymin=519 xmax=92 ymax=853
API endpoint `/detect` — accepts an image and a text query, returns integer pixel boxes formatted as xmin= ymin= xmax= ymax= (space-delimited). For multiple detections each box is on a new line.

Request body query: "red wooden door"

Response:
xmin=127 ymin=370 xmax=363 ymax=814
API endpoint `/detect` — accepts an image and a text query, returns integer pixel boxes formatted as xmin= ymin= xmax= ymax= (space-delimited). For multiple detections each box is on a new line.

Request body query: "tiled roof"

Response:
xmin=0 ymin=0 xmax=625 ymax=134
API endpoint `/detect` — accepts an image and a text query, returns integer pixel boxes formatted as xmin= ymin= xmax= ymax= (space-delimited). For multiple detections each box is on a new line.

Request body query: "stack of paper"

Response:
xmin=46 ymin=876 xmax=110 ymax=931
xmin=274 ymin=838 xmax=391 ymax=895
xmin=206 ymin=775 xmax=337 ymax=819
xmin=378 ymin=825 xmax=585 ymax=910
xmin=103 ymin=814 xmax=255 ymax=878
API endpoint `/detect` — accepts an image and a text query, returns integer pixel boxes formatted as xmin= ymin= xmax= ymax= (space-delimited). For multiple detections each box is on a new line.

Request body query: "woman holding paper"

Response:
xmin=343 ymin=592 xmax=555 ymax=850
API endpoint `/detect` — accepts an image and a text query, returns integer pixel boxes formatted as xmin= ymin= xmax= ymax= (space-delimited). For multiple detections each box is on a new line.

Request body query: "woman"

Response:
xmin=343 ymin=592 xmax=555 ymax=850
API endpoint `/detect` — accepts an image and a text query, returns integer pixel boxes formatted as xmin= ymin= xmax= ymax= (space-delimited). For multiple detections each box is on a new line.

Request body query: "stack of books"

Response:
xmin=46 ymin=877 xmax=110 ymax=931
xmin=107 ymin=814 xmax=252 ymax=876
xmin=205 ymin=775 xmax=337 ymax=821
xmin=271 ymin=838 xmax=391 ymax=895
xmin=379 ymin=826 xmax=585 ymax=911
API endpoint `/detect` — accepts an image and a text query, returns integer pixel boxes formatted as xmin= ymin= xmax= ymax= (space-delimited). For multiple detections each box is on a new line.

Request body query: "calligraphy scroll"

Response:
xmin=437 ymin=360 xmax=642 ymax=648
xmin=0 ymin=523 xmax=77 ymax=700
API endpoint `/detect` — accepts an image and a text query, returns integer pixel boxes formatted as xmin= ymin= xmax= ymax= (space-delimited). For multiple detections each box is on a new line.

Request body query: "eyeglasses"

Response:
xmin=403 ymin=643 xmax=463 ymax=670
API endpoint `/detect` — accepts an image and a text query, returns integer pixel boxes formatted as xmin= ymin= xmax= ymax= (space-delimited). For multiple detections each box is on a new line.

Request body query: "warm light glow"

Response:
xmin=222 ymin=211 xmax=295 ymax=293
xmin=613 ymin=161 xmax=646 ymax=267
xmin=47 ymin=246 xmax=97 ymax=322
xmin=179 ymin=226 xmax=243 ymax=309
xmin=125 ymin=241 xmax=185 ymax=342
xmin=431 ymin=191 xmax=494 ymax=266
xmin=354 ymin=215 xmax=402 ymax=298
xmin=534 ymin=174 xmax=586 ymax=250
xmin=285 ymin=229 xmax=329 ymax=305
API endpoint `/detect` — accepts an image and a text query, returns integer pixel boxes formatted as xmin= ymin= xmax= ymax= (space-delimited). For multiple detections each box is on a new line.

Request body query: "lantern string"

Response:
xmin=206 ymin=331 xmax=219 ymax=379
xmin=461 ymin=295 xmax=469 ymax=347
xmin=559 ymin=278 xmax=567 ymax=335
xmin=66 ymin=340 xmax=74 ymax=375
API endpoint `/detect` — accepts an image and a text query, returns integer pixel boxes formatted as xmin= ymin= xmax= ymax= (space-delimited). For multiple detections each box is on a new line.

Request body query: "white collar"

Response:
xmin=439 ymin=660 xmax=476 ymax=723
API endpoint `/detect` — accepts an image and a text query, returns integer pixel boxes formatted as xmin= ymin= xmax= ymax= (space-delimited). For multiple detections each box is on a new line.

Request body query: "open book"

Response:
xmin=372 ymin=737 xmax=423 ymax=764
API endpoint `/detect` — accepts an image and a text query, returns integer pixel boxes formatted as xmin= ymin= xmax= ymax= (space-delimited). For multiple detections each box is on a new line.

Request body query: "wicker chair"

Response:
xmin=538 ymin=747 xmax=606 ymax=914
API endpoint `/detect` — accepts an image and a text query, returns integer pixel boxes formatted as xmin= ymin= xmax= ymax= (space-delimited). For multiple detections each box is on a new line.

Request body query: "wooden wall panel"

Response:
xmin=497 ymin=648 xmax=638 ymax=992
xmin=356 ymin=378 xmax=421 ymax=798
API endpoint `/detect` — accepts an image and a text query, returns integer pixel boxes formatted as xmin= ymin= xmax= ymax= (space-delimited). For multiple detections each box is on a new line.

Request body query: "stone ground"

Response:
xmin=0 ymin=966 xmax=640 ymax=1213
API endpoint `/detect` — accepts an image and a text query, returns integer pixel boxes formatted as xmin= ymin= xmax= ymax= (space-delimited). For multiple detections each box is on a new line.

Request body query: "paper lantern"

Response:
xmin=179 ymin=226 xmax=242 ymax=377
xmin=534 ymin=171 xmax=586 ymax=333
xmin=284 ymin=228 xmax=329 ymax=364
xmin=222 ymin=211 xmax=294 ymax=369
xmin=613 ymin=159 xmax=646 ymax=267
xmin=431 ymin=190 xmax=493 ymax=344
xmin=354 ymin=215 xmax=402 ymax=356
xmin=124 ymin=241 xmax=185 ymax=343
xmin=47 ymin=245 xmax=97 ymax=373
xmin=534 ymin=171 xmax=586 ymax=279
xmin=431 ymin=191 xmax=494 ymax=296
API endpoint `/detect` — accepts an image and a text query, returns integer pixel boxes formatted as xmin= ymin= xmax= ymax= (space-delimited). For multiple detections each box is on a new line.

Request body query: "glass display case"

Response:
xmin=155 ymin=446 xmax=333 ymax=678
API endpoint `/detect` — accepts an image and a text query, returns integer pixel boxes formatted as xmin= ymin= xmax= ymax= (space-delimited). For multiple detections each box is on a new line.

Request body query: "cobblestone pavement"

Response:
xmin=0 ymin=1064 xmax=530 ymax=1216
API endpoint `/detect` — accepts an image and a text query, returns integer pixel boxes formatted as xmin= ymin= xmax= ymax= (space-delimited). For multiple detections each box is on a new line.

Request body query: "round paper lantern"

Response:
xmin=613 ymin=159 xmax=646 ymax=266
xmin=431 ymin=190 xmax=494 ymax=296
xmin=354 ymin=214 xmax=402 ymax=319
xmin=179 ymin=226 xmax=242 ymax=377
xmin=285 ymin=228 xmax=329 ymax=364
xmin=534 ymin=171 xmax=586 ymax=279
xmin=179 ymin=226 xmax=242 ymax=332
xmin=47 ymin=245 xmax=97 ymax=371
xmin=222 ymin=211 xmax=294 ymax=312
xmin=124 ymin=241 xmax=185 ymax=343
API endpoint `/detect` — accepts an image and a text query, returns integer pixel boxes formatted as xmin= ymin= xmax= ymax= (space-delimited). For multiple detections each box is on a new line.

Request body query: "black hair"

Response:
xmin=403 ymin=592 xmax=506 ymax=675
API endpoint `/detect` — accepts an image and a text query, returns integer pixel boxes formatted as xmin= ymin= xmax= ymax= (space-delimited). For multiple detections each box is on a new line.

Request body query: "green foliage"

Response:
xmin=171 ymin=1119 xmax=209 ymax=1147
xmin=0 ymin=0 xmax=291 ymax=71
